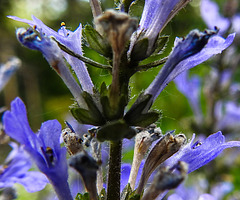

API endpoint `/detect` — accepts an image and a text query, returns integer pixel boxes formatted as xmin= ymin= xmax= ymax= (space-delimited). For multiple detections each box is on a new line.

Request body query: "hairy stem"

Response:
xmin=107 ymin=140 xmax=122 ymax=200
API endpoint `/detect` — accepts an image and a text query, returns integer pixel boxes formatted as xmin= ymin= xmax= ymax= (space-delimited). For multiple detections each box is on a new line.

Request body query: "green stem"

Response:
xmin=107 ymin=140 xmax=122 ymax=200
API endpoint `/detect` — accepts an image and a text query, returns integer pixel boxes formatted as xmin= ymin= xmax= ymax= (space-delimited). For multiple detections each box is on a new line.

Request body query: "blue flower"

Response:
xmin=137 ymin=0 xmax=191 ymax=53
xmin=166 ymin=131 xmax=240 ymax=173
xmin=144 ymin=30 xmax=235 ymax=102
xmin=16 ymin=28 xmax=87 ymax=109
xmin=201 ymin=0 xmax=240 ymax=34
xmin=3 ymin=97 xmax=73 ymax=200
xmin=0 ymin=57 xmax=21 ymax=92
xmin=8 ymin=15 xmax=94 ymax=94
xmin=0 ymin=142 xmax=48 ymax=192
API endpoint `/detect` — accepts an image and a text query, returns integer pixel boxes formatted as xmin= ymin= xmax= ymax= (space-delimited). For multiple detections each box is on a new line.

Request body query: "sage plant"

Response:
xmin=2 ymin=0 xmax=240 ymax=200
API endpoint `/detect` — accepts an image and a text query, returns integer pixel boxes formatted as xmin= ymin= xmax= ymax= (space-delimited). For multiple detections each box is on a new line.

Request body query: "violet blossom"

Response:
xmin=3 ymin=97 xmax=73 ymax=200
xmin=8 ymin=15 xmax=94 ymax=94
xmin=0 ymin=142 xmax=48 ymax=193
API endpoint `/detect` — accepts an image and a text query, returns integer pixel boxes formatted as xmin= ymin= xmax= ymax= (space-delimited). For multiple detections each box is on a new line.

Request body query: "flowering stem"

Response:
xmin=107 ymin=140 xmax=122 ymax=200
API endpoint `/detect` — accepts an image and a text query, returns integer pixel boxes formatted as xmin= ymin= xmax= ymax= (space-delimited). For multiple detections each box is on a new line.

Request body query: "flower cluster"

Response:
xmin=1 ymin=0 xmax=240 ymax=199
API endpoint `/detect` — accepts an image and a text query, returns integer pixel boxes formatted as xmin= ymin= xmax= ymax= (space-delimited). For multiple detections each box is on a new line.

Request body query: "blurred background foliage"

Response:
xmin=1 ymin=0 xmax=240 ymax=199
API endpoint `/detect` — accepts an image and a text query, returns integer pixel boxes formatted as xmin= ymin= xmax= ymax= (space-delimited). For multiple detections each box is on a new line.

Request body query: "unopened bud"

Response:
xmin=136 ymin=132 xmax=187 ymax=194
xmin=95 ymin=10 xmax=138 ymax=55
xmin=128 ymin=124 xmax=162 ymax=189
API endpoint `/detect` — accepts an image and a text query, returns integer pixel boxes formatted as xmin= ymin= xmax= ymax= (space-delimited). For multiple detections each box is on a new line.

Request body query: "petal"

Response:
xmin=166 ymin=131 xmax=240 ymax=173
xmin=16 ymin=28 xmax=86 ymax=108
xmin=17 ymin=171 xmax=48 ymax=193
xmin=38 ymin=120 xmax=62 ymax=152
xmin=145 ymin=33 xmax=235 ymax=101
xmin=200 ymin=0 xmax=230 ymax=34
xmin=8 ymin=15 xmax=94 ymax=93
xmin=3 ymin=97 xmax=37 ymax=148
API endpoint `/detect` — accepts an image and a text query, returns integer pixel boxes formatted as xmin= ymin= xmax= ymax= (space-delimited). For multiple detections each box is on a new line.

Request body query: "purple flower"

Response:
xmin=166 ymin=131 xmax=240 ymax=173
xmin=201 ymin=0 xmax=240 ymax=34
xmin=16 ymin=27 xmax=87 ymax=109
xmin=144 ymin=30 xmax=235 ymax=102
xmin=137 ymin=0 xmax=190 ymax=53
xmin=0 ymin=57 xmax=21 ymax=92
xmin=0 ymin=142 xmax=48 ymax=192
xmin=200 ymin=0 xmax=230 ymax=34
xmin=174 ymin=71 xmax=203 ymax=124
xmin=8 ymin=15 xmax=94 ymax=94
xmin=3 ymin=97 xmax=73 ymax=200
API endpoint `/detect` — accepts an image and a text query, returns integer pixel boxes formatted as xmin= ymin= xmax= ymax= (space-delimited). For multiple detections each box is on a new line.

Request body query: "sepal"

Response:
xmin=124 ymin=94 xmax=160 ymax=127
xmin=128 ymin=0 xmax=145 ymax=19
xmin=97 ymin=119 xmax=137 ymax=142
xmin=130 ymin=38 xmax=149 ymax=61
xmin=70 ymin=91 xmax=106 ymax=126
xmin=83 ymin=25 xmax=112 ymax=58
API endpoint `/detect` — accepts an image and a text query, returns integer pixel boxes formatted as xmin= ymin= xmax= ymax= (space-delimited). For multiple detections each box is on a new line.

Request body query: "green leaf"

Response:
xmin=70 ymin=92 xmax=106 ymax=126
xmin=124 ymin=93 xmax=152 ymax=121
xmin=97 ymin=119 xmax=137 ymax=142
xmin=130 ymin=38 xmax=149 ymax=61
xmin=124 ymin=94 xmax=160 ymax=127
xmin=153 ymin=35 xmax=169 ymax=54
xmin=83 ymin=25 xmax=112 ymax=57
xmin=75 ymin=193 xmax=90 ymax=200
xmin=128 ymin=0 xmax=145 ymax=19
xmin=129 ymin=111 xmax=160 ymax=127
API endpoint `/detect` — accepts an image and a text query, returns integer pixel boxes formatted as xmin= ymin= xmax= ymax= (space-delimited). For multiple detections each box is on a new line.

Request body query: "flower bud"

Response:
xmin=136 ymin=132 xmax=187 ymax=194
